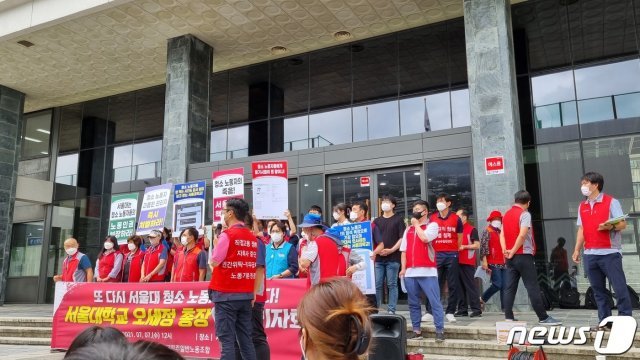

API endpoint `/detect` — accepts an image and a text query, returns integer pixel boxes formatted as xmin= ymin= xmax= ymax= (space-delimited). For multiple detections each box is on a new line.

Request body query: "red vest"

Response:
xmin=98 ymin=250 xmax=122 ymax=281
xmin=209 ymin=226 xmax=257 ymax=293
xmin=173 ymin=246 xmax=203 ymax=282
xmin=580 ymin=194 xmax=614 ymax=249
xmin=165 ymin=241 xmax=174 ymax=275
xmin=307 ymin=234 xmax=347 ymax=287
xmin=143 ymin=244 xmax=167 ymax=282
xmin=405 ymin=224 xmax=437 ymax=268
xmin=485 ymin=226 xmax=505 ymax=265
xmin=459 ymin=223 xmax=477 ymax=266
xmin=122 ymin=249 xmax=145 ymax=282
xmin=503 ymin=205 xmax=536 ymax=256
xmin=430 ymin=212 xmax=460 ymax=252
xmin=62 ymin=253 xmax=81 ymax=282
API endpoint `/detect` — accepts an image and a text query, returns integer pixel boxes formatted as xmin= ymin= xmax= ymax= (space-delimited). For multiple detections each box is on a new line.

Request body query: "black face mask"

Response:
xmin=412 ymin=211 xmax=424 ymax=220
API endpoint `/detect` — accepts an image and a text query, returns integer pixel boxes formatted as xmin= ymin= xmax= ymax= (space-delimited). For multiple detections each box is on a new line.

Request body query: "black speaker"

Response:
xmin=368 ymin=314 xmax=406 ymax=360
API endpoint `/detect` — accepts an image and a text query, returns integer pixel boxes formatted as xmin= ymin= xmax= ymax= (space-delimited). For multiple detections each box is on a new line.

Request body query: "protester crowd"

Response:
xmin=52 ymin=171 xmax=634 ymax=359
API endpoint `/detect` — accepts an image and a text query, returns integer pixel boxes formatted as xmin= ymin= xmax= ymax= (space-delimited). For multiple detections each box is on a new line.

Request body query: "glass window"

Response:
xmin=134 ymin=85 xmax=165 ymax=141
xmin=309 ymin=108 xmax=351 ymax=147
xmin=536 ymin=142 xmax=584 ymax=219
xmin=77 ymin=195 xmax=103 ymax=248
xmin=132 ymin=140 xmax=162 ymax=180
xmin=426 ymin=158 xmax=473 ymax=218
xmin=108 ymin=92 xmax=136 ymax=145
xmin=55 ymin=153 xmax=78 ymax=186
xmin=210 ymin=129 xmax=227 ymax=161
xmin=377 ymin=171 xmax=407 ymax=218
xmin=111 ymin=145 xmax=133 ymax=182
xmin=8 ymin=222 xmax=44 ymax=277
xmin=21 ymin=111 xmax=52 ymax=158
xmin=352 ymin=36 xmax=398 ymax=103
xmin=353 ymin=100 xmax=400 ymax=141
xmin=299 ymin=175 xmax=324 ymax=221
xmin=211 ymin=72 xmax=229 ymax=128
xmin=531 ymin=71 xmax=576 ymax=107
xmin=399 ymin=23 xmax=448 ymax=95
xmin=575 ymin=60 xmax=640 ymax=101
xmin=58 ymin=104 xmax=82 ymax=153
xmin=284 ymin=115 xmax=309 ymax=151
xmin=80 ymin=98 xmax=109 ymax=149
xmin=227 ymin=126 xmax=248 ymax=159
xmin=228 ymin=64 xmax=270 ymax=124
xmin=309 ymin=46 xmax=351 ymax=111
xmin=400 ymin=91 xmax=451 ymax=135
xmin=270 ymin=55 xmax=310 ymax=116
xmin=330 ymin=175 xmax=370 ymax=220
xmin=451 ymin=89 xmax=471 ymax=128
xmin=78 ymin=148 xmax=106 ymax=196
xmin=541 ymin=220 xmax=584 ymax=296
xmin=448 ymin=19 xmax=468 ymax=87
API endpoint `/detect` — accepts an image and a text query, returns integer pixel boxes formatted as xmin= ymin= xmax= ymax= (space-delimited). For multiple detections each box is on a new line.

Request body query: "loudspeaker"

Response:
xmin=368 ymin=314 xmax=406 ymax=360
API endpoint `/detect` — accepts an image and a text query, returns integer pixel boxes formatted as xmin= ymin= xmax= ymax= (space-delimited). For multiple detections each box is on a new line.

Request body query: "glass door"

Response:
xmin=328 ymin=173 xmax=373 ymax=224
xmin=374 ymin=168 xmax=423 ymax=220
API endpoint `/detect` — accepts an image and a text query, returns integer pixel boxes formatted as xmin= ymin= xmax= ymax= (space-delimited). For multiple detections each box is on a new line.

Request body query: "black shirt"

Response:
xmin=373 ymin=213 xmax=406 ymax=263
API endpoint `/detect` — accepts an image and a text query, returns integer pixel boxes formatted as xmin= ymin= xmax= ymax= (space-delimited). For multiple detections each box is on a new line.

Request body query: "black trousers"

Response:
xmin=457 ymin=264 xmax=481 ymax=313
xmin=235 ymin=302 xmax=270 ymax=360
xmin=425 ymin=254 xmax=460 ymax=315
xmin=503 ymin=254 xmax=548 ymax=321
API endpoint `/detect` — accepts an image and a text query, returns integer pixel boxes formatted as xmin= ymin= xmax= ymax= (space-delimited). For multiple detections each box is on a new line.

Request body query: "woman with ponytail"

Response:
xmin=297 ymin=278 xmax=373 ymax=360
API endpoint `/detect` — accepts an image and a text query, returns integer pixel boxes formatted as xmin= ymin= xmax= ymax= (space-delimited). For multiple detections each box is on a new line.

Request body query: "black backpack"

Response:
xmin=585 ymin=286 xmax=615 ymax=309
xmin=626 ymin=285 xmax=640 ymax=309
xmin=559 ymin=287 xmax=581 ymax=309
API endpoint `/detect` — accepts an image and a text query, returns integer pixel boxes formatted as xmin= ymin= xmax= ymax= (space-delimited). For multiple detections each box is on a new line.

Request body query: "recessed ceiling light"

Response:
xmin=317 ymin=189 xmax=323 ymax=192
xmin=40 ymin=151 xmax=48 ymax=155
xmin=304 ymin=184 xmax=309 ymax=187
xmin=24 ymin=136 xmax=42 ymax=143
xmin=37 ymin=129 xmax=50 ymax=134
xmin=380 ymin=182 xmax=387 ymax=186
xmin=17 ymin=40 xmax=34 ymax=47
xmin=414 ymin=172 xmax=421 ymax=176
xmin=334 ymin=31 xmax=352 ymax=41
xmin=270 ymin=46 xmax=288 ymax=55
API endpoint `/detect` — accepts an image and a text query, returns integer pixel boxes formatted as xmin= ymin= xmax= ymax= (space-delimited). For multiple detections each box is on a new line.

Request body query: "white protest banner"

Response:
xmin=212 ymin=168 xmax=244 ymax=222
xmin=252 ymin=161 xmax=288 ymax=220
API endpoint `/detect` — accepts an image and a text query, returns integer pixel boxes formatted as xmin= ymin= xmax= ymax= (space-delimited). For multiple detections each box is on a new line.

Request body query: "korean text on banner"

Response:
xmin=212 ymin=168 xmax=244 ymax=222
xmin=136 ymin=183 xmax=173 ymax=235
xmin=172 ymin=181 xmax=206 ymax=233
xmin=252 ymin=161 xmax=288 ymax=220
xmin=334 ymin=222 xmax=376 ymax=295
xmin=51 ymin=280 xmax=306 ymax=360
xmin=109 ymin=193 xmax=139 ymax=245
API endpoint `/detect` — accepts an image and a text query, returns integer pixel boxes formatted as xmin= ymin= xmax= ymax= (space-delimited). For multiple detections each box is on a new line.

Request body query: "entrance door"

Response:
xmin=328 ymin=173 xmax=373 ymax=223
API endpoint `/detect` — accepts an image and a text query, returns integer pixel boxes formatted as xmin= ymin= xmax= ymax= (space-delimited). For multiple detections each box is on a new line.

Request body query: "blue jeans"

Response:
xmin=482 ymin=265 xmax=505 ymax=309
xmin=405 ymin=276 xmax=444 ymax=332
xmin=584 ymin=253 xmax=633 ymax=321
xmin=214 ymin=300 xmax=256 ymax=360
xmin=375 ymin=261 xmax=400 ymax=313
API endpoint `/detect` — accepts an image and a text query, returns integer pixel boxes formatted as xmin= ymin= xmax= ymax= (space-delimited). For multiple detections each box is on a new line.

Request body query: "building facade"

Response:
xmin=1 ymin=0 xmax=640 ymax=305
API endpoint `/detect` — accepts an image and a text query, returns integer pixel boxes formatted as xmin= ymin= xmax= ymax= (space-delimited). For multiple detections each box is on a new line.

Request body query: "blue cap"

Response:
xmin=297 ymin=213 xmax=328 ymax=229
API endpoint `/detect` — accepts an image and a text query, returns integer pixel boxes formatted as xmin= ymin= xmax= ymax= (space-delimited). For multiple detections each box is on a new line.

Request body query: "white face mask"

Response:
xmin=491 ymin=220 xmax=502 ymax=229
xmin=332 ymin=212 xmax=340 ymax=221
xmin=581 ymin=185 xmax=592 ymax=197
xmin=180 ymin=236 xmax=188 ymax=246
xmin=65 ymin=247 xmax=78 ymax=256
xmin=349 ymin=212 xmax=358 ymax=221
xmin=127 ymin=243 xmax=136 ymax=251
xmin=436 ymin=202 xmax=447 ymax=212
xmin=271 ymin=233 xmax=283 ymax=243
xmin=104 ymin=242 xmax=114 ymax=250
xmin=381 ymin=203 xmax=392 ymax=212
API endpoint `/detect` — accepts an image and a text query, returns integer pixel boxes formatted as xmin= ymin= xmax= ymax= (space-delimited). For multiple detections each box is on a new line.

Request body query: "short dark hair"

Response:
xmin=581 ymin=172 xmax=604 ymax=192
xmin=179 ymin=227 xmax=198 ymax=241
xmin=99 ymin=236 xmax=119 ymax=258
xmin=333 ymin=202 xmax=351 ymax=214
xmin=352 ymin=201 xmax=368 ymax=214
xmin=381 ymin=195 xmax=397 ymax=206
xmin=458 ymin=209 xmax=469 ymax=218
xmin=65 ymin=326 xmax=126 ymax=358
xmin=514 ymin=190 xmax=532 ymax=205
xmin=226 ymin=198 xmax=250 ymax=223
xmin=412 ymin=200 xmax=429 ymax=211
xmin=269 ymin=221 xmax=287 ymax=234
xmin=436 ymin=193 xmax=453 ymax=203
xmin=309 ymin=205 xmax=323 ymax=214
xmin=127 ymin=235 xmax=143 ymax=248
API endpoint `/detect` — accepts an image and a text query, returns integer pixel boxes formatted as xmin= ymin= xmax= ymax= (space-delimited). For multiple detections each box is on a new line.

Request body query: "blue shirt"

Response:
xmin=576 ymin=192 xmax=624 ymax=255
xmin=266 ymin=241 xmax=298 ymax=278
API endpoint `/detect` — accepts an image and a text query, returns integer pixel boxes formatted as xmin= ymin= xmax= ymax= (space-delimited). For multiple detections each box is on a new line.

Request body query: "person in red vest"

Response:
xmin=455 ymin=209 xmax=482 ymax=317
xmin=479 ymin=210 xmax=506 ymax=311
xmin=121 ymin=235 xmax=145 ymax=283
xmin=172 ymin=227 xmax=207 ymax=282
xmin=209 ymin=198 xmax=257 ymax=360
xmin=53 ymin=238 xmax=93 ymax=283
xmin=501 ymin=190 xmax=562 ymax=325
xmin=572 ymin=172 xmax=632 ymax=324
xmin=424 ymin=193 xmax=463 ymax=323
xmin=94 ymin=236 xmax=123 ymax=282
xmin=400 ymin=200 xmax=444 ymax=342
xmin=140 ymin=230 xmax=168 ymax=283
xmin=298 ymin=213 xmax=347 ymax=287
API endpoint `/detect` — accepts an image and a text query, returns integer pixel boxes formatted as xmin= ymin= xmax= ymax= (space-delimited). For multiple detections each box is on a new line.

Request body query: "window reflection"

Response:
xmin=21 ymin=111 xmax=52 ymax=158
xmin=353 ymin=100 xmax=400 ymax=141
xmin=536 ymin=142 xmax=583 ymax=219
xmin=227 ymin=126 xmax=248 ymax=159
xmin=299 ymin=175 xmax=324 ymax=221
xmin=210 ymin=129 xmax=227 ymax=161
xmin=531 ymin=71 xmax=576 ymax=107
xmin=400 ymin=92 xmax=451 ymax=135
xmin=426 ymin=158 xmax=473 ymax=218
xmin=8 ymin=222 xmax=44 ymax=277
xmin=112 ymin=145 xmax=133 ymax=182
xmin=451 ymin=89 xmax=471 ymax=128
xmin=132 ymin=140 xmax=162 ymax=180
xmin=55 ymin=154 xmax=78 ymax=186
xmin=284 ymin=115 xmax=309 ymax=151
xmin=309 ymin=108 xmax=351 ymax=147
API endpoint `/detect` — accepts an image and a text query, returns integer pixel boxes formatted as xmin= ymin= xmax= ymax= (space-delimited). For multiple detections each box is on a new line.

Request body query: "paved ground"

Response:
xmin=0 ymin=345 xmax=63 ymax=360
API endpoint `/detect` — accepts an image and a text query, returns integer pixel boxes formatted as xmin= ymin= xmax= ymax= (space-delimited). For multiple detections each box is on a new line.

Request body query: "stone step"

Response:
xmin=407 ymin=338 xmax=640 ymax=360
xmin=0 ymin=326 xmax=52 ymax=338
xmin=0 ymin=337 xmax=51 ymax=346
xmin=0 ymin=317 xmax=53 ymax=328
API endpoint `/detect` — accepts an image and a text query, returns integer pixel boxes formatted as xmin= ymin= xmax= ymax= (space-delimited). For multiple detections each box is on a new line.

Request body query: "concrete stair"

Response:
xmin=0 ymin=318 xmax=52 ymax=346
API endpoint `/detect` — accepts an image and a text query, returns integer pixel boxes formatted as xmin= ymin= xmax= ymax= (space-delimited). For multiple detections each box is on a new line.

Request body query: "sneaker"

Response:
xmin=469 ymin=311 xmax=482 ymax=318
xmin=421 ymin=313 xmax=434 ymax=322
xmin=539 ymin=316 xmax=562 ymax=326
xmin=435 ymin=332 xmax=445 ymax=342
xmin=407 ymin=331 xmax=423 ymax=340
xmin=387 ymin=310 xmax=396 ymax=315
xmin=454 ymin=310 xmax=468 ymax=317
xmin=445 ymin=313 xmax=457 ymax=323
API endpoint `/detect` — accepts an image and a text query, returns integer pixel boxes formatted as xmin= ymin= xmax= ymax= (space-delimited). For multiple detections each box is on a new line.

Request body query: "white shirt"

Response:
xmin=400 ymin=222 xmax=439 ymax=278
